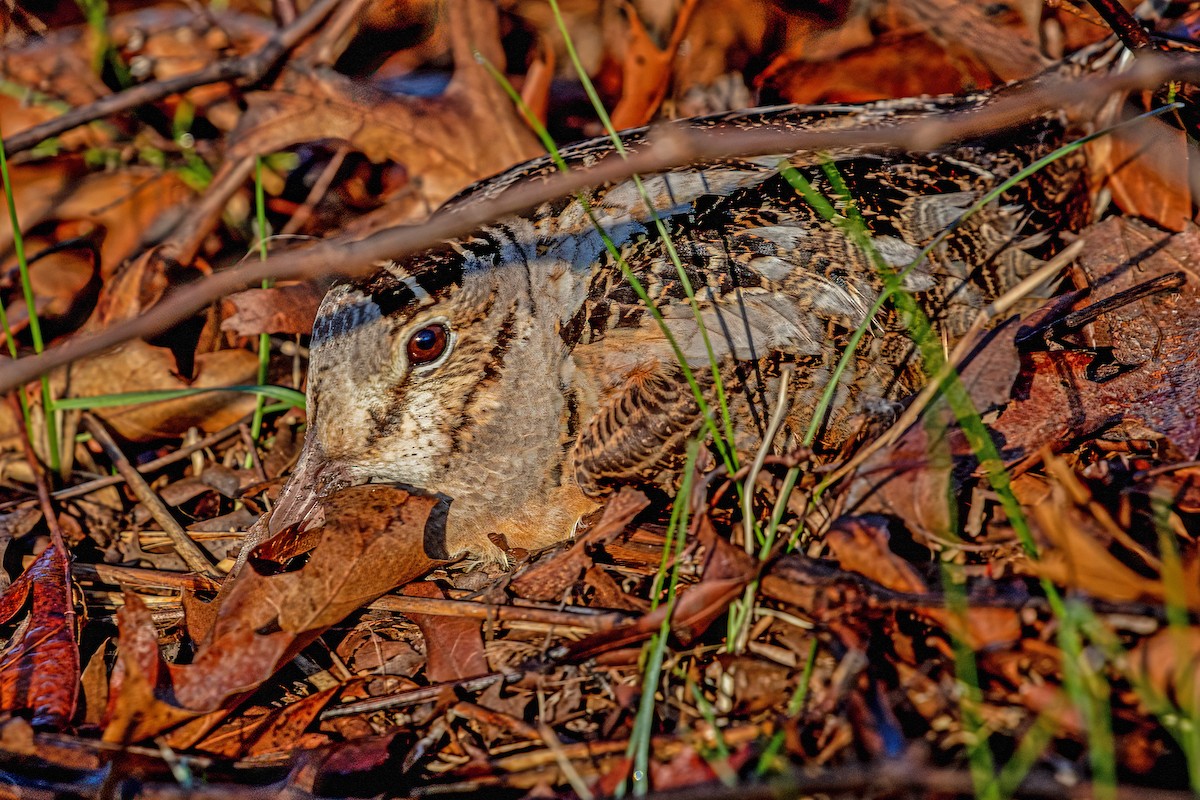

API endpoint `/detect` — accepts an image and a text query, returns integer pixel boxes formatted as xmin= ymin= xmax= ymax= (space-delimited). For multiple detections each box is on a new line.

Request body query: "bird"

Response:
xmin=256 ymin=86 xmax=1093 ymax=565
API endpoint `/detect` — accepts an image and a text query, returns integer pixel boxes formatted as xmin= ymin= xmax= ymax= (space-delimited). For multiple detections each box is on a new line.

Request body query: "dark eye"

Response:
xmin=406 ymin=324 xmax=449 ymax=365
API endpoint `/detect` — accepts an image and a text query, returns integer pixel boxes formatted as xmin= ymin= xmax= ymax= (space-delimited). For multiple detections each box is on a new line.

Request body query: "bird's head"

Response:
xmin=265 ymin=240 xmax=598 ymax=561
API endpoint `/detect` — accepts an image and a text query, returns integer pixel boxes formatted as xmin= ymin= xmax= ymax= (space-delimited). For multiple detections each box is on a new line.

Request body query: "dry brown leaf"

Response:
xmin=403 ymin=582 xmax=489 ymax=683
xmin=0 ymin=544 xmax=78 ymax=729
xmin=995 ymin=219 xmax=1200 ymax=460
xmin=219 ymin=0 xmax=539 ymax=234
xmin=192 ymin=685 xmax=340 ymax=759
xmin=824 ymin=517 xmax=926 ymax=594
xmin=67 ymin=340 xmax=261 ymax=441
xmin=104 ymin=485 xmax=447 ymax=744
xmin=5 ymin=242 xmax=98 ymax=333
xmin=221 ymin=281 xmax=329 ymax=337
xmin=1017 ymin=464 xmax=1200 ymax=606
xmin=1129 ymin=627 xmax=1200 ymax=714
xmin=900 ymin=0 xmax=1046 ymax=82
xmin=0 ymin=166 xmax=191 ymax=283
xmin=1089 ymin=110 xmax=1194 ymax=232
xmin=764 ymin=31 xmax=998 ymax=105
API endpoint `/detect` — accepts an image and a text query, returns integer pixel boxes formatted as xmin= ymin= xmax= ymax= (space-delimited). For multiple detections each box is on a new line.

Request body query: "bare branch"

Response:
xmin=0 ymin=0 xmax=343 ymax=156
xmin=0 ymin=54 xmax=1191 ymax=395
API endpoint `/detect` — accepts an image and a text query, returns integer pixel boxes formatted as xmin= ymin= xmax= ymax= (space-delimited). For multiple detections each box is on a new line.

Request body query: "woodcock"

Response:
xmin=261 ymin=83 xmax=1094 ymax=564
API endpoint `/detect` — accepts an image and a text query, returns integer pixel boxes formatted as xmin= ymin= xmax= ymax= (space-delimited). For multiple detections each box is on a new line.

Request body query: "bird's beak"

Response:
xmin=231 ymin=436 xmax=353 ymax=576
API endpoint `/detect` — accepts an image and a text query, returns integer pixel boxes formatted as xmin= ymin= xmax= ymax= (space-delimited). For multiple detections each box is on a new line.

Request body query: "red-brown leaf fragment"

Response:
xmin=995 ymin=219 xmax=1200 ymax=460
xmin=221 ymin=281 xmax=328 ymax=337
xmin=0 ymin=544 xmax=78 ymax=728
xmin=104 ymin=485 xmax=447 ymax=743
xmin=403 ymin=582 xmax=489 ymax=683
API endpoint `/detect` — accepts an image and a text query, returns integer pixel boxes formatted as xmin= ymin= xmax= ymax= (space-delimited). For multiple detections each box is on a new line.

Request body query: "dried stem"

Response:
xmin=82 ymin=413 xmax=223 ymax=581
xmin=0 ymin=0 xmax=343 ymax=156
xmin=0 ymin=54 xmax=1191 ymax=395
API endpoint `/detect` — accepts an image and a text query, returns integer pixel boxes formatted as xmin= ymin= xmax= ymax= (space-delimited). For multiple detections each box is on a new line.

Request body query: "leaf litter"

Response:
xmin=0 ymin=1 xmax=1197 ymax=798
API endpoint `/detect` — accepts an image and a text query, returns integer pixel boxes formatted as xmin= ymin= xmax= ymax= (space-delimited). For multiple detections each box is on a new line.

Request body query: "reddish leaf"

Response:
xmin=1090 ymin=112 xmax=1193 ymax=232
xmin=0 ymin=544 xmax=78 ymax=728
xmin=403 ymin=582 xmax=488 ymax=683
xmin=609 ymin=0 xmax=699 ymax=129
xmin=104 ymin=485 xmax=447 ymax=743
xmin=221 ymin=281 xmax=328 ymax=337
xmin=994 ymin=220 xmax=1200 ymax=460
xmin=193 ymin=685 xmax=340 ymax=759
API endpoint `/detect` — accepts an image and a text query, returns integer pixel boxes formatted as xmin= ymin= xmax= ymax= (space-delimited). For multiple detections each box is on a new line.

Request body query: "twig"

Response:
xmin=367 ymin=594 xmax=630 ymax=631
xmin=0 ymin=54 xmax=1191 ymax=395
xmin=7 ymin=393 xmax=67 ymax=554
xmin=824 ymin=240 xmax=1085 ymax=488
xmin=81 ymin=414 xmax=222 ymax=581
xmin=303 ymin=0 xmax=375 ymax=68
xmin=238 ymin=423 xmax=268 ymax=483
xmin=1084 ymin=0 xmax=1154 ymax=52
xmin=72 ymin=562 xmax=221 ymax=593
xmin=0 ymin=0 xmax=343 ymax=156
xmin=321 ymin=671 xmax=522 ymax=718
xmin=278 ymin=144 xmax=350 ymax=236
xmin=51 ymin=415 xmax=249 ymax=501
xmin=742 ymin=365 xmax=793 ymax=554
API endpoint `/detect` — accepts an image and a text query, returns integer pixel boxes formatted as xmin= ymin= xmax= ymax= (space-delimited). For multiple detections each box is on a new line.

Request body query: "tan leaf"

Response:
xmin=104 ymin=485 xmax=447 ymax=744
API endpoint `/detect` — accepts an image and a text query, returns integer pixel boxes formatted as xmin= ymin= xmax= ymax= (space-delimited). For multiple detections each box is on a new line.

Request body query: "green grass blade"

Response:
xmin=53 ymin=385 xmax=306 ymax=411
xmin=622 ymin=438 xmax=702 ymax=798
xmin=250 ymin=155 xmax=273 ymax=443
xmin=0 ymin=121 xmax=54 ymax=469
xmin=756 ymin=637 xmax=819 ymax=775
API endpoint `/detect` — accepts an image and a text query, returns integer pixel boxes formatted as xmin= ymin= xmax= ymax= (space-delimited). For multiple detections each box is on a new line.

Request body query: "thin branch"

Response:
xmin=82 ymin=414 xmax=223 ymax=581
xmin=52 ymin=415 xmax=249 ymax=501
xmin=1083 ymin=0 xmax=1154 ymax=52
xmin=0 ymin=0 xmax=342 ymax=156
xmin=0 ymin=54 xmax=1191 ymax=395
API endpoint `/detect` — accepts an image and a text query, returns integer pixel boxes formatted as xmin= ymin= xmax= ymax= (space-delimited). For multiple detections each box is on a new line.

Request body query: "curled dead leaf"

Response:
xmin=104 ymin=485 xmax=448 ymax=744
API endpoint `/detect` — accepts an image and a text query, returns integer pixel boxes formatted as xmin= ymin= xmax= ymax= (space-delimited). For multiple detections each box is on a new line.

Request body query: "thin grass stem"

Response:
xmin=546 ymin=0 xmax=740 ymax=468
xmin=250 ymin=156 xmax=273 ymax=444
xmin=0 ymin=124 xmax=56 ymax=471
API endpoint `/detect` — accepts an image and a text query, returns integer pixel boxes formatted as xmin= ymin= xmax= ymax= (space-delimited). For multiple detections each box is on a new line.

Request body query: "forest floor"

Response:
xmin=0 ymin=1 xmax=1199 ymax=798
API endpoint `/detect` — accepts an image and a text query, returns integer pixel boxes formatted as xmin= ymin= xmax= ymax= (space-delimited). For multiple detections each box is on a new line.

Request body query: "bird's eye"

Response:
xmin=406 ymin=324 xmax=449 ymax=365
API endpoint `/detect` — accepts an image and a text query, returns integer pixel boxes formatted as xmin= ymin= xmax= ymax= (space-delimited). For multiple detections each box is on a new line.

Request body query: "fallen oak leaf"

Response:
xmin=0 ymin=544 xmax=79 ymax=728
xmin=403 ymin=581 xmax=489 ymax=683
xmin=995 ymin=219 xmax=1200 ymax=461
xmin=565 ymin=511 xmax=755 ymax=661
xmin=221 ymin=280 xmax=330 ymax=337
xmin=104 ymin=485 xmax=448 ymax=744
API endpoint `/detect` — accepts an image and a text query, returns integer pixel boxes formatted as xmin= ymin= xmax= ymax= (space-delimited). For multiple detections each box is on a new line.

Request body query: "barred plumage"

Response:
xmin=263 ymin=87 xmax=1093 ymax=563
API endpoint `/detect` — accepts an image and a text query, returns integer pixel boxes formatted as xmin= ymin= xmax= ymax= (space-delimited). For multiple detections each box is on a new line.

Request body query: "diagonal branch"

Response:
xmin=0 ymin=53 xmax=1192 ymax=395
xmin=0 ymin=0 xmax=342 ymax=156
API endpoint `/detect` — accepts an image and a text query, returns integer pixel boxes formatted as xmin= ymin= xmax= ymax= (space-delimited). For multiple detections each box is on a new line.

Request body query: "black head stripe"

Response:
xmin=352 ymin=248 xmax=467 ymax=319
